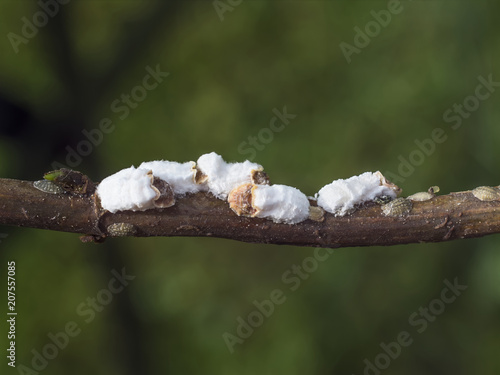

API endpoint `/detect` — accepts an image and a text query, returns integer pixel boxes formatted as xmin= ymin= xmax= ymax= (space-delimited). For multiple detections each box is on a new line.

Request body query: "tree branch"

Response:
xmin=0 ymin=177 xmax=498 ymax=248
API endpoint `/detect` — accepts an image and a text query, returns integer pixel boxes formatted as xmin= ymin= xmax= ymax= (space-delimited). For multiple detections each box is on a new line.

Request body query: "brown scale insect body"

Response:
xmin=228 ymin=183 xmax=257 ymax=217
xmin=151 ymin=177 xmax=175 ymax=208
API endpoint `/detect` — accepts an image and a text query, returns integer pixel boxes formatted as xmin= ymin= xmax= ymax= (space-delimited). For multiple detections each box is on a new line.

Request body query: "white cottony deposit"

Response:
xmin=253 ymin=184 xmax=310 ymax=224
xmin=139 ymin=160 xmax=202 ymax=195
xmin=196 ymin=152 xmax=263 ymax=199
xmin=317 ymin=171 xmax=398 ymax=216
xmin=97 ymin=153 xmax=263 ymax=213
xmin=97 ymin=153 xmax=396 ymax=222
xmin=97 ymin=167 xmax=158 ymax=213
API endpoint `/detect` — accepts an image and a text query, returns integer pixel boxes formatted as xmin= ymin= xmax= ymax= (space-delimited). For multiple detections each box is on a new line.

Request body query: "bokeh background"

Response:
xmin=1 ymin=1 xmax=500 ymax=374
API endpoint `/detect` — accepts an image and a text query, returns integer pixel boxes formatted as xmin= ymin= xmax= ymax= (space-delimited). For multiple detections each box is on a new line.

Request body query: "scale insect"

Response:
xmin=228 ymin=183 xmax=310 ymax=224
xmin=471 ymin=186 xmax=500 ymax=201
xmin=381 ymin=197 xmax=413 ymax=217
xmin=97 ymin=167 xmax=175 ymax=213
xmin=308 ymin=206 xmax=325 ymax=222
xmin=107 ymin=223 xmax=137 ymax=237
xmin=33 ymin=180 xmax=65 ymax=194
xmin=407 ymin=186 xmax=440 ymax=202
xmin=195 ymin=152 xmax=266 ymax=199
xmin=316 ymin=171 xmax=401 ymax=216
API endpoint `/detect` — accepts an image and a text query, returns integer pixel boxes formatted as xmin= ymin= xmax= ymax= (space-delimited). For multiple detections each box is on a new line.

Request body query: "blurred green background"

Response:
xmin=1 ymin=0 xmax=500 ymax=374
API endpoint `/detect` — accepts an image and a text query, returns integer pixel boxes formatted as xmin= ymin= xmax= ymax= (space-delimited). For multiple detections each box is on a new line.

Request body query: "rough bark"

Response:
xmin=0 ymin=177 xmax=498 ymax=248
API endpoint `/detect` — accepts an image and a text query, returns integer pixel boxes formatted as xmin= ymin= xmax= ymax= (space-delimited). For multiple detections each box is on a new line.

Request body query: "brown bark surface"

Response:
xmin=0 ymin=178 xmax=498 ymax=248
